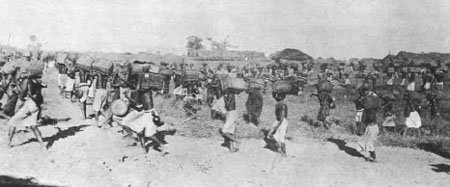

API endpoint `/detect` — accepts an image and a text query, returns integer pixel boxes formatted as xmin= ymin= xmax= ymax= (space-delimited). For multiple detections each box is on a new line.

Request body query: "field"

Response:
xmin=0 ymin=61 xmax=450 ymax=186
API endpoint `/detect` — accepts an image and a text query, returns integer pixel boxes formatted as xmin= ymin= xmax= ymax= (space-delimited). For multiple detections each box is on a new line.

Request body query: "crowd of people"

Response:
xmin=50 ymin=52 xmax=304 ymax=155
xmin=0 ymin=48 xmax=448 ymax=163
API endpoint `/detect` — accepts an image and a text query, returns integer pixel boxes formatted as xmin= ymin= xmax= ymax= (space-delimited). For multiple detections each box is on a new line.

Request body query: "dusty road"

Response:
xmin=0 ymin=70 xmax=449 ymax=187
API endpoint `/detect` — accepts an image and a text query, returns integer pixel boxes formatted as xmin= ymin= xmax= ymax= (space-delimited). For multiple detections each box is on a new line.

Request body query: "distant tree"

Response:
xmin=186 ymin=36 xmax=204 ymax=50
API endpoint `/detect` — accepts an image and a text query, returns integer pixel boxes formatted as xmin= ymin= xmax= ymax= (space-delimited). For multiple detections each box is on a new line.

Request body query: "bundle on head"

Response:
xmin=317 ymin=80 xmax=333 ymax=93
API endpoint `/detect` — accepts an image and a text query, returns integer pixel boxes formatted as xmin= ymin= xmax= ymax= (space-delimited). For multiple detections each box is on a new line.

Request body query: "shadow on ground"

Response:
xmin=260 ymin=128 xmax=279 ymax=153
xmin=327 ymin=137 xmax=366 ymax=158
xmin=430 ymin=164 xmax=450 ymax=174
xmin=17 ymin=125 xmax=89 ymax=149
xmin=417 ymin=142 xmax=450 ymax=159
xmin=39 ymin=116 xmax=71 ymax=127
xmin=0 ymin=175 xmax=61 ymax=187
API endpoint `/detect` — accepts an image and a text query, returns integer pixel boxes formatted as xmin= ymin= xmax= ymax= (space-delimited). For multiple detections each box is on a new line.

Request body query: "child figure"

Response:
xmin=357 ymin=108 xmax=379 ymax=162
xmin=268 ymin=93 xmax=288 ymax=157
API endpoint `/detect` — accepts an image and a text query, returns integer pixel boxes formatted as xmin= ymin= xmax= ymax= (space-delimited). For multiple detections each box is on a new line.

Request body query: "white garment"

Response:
xmin=424 ymin=82 xmax=431 ymax=90
xmin=405 ymin=111 xmax=422 ymax=128
xmin=345 ymin=78 xmax=351 ymax=85
xmin=119 ymin=87 xmax=129 ymax=100
xmin=48 ymin=61 xmax=55 ymax=68
xmin=272 ymin=118 xmax=289 ymax=143
xmin=382 ymin=115 xmax=396 ymax=127
xmin=65 ymin=78 xmax=75 ymax=92
xmin=88 ymin=84 xmax=96 ymax=98
xmin=406 ymin=82 xmax=415 ymax=91
xmin=355 ymin=110 xmax=364 ymax=123
xmin=222 ymin=110 xmax=238 ymax=134
xmin=173 ymin=86 xmax=187 ymax=96
xmin=114 ymin=109 xmax=170 ymax=137
xmin=400 ymin=79 xmax=406 ymax=86
xmin=386 ymin=78 xmax=394 ymax=86
xmin=357 ymin=124 xmax=379 ymax=152
xmin=57 ymin=73 xmax=67 ymax=88
xmin=212 ymin=96 xmax=227 ymax=115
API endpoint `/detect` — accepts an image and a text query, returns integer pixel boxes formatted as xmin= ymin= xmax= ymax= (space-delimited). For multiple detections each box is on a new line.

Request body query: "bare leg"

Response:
xmin=148 ymin=135 xmax=168 ymax=155
xmin=95 ymin=111 xmax=100 ymax=126
xmin=80 ymin=101 xmax=87 ymax=119
xmin=0 ymin=112 xmax=11 ymax=119
xmin=121 ymin=126 xmax=134 ymax=138
xmin=222 ymin=133 xmax=240 ymax=152
xmin=8 ymin=126 xmax=16 ymax=147
xmin=137 ymin=133 xmax=147 ymax=153
xmin=101 ymin=109 xmax=113 ymax=128
xmin=30 ymin=126 xmax=45 ymax=149
xmin=280 ymin=142 xmax=287 ymax=157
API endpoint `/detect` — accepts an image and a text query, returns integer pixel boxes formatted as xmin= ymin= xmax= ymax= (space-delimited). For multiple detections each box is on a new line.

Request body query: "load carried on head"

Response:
xmin=128 ymin=60 xmax=164 ymax=91
xmin=247 ymin=79 xmax=265 ymax=90
xmin=317 ymin=79 xmax=334 ymax=93
xmin=217 ymin=73 xmax=247 ymax=94
xmin=92 ymin=58 xmax=114 ymax=75
xmin=272 ymin=80 xmax=299 ymax=95
xmin=0 ymin=52 xmax=45 ymax=79
xmin=75 ymin=55 xmax=95 ymax=71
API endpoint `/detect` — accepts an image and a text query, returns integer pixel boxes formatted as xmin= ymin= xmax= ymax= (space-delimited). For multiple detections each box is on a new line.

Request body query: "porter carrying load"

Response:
xmin=272 ymin=80 xmax=298 ymax=94
xmin=92 ymin=58 xmax=114 ymax=75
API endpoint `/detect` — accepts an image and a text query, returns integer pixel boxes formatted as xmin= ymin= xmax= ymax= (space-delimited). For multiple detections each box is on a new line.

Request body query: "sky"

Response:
xmin=1 ymin=0 xmax=450 ymax=59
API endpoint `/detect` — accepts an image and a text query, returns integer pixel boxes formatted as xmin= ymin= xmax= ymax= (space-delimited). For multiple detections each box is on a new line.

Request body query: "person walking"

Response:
xmin=220 ymin=90 xmax=241 ymax=152
xmin=357 ymin=108 xmax=379 ymax=162
xmin=267 ymin=93 xmax=288 ymax=156
xmin=245 ymin=85 xmax=263 ymax=126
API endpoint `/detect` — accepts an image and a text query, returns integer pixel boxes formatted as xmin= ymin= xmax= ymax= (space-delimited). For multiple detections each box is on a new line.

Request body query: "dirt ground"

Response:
xmin=0 ymin=70 xmax=449 ymax=187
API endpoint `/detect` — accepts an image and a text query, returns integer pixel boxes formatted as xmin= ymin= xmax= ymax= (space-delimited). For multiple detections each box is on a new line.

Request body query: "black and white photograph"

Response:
xmin=0 ymin=0 xmax=450 ymax=186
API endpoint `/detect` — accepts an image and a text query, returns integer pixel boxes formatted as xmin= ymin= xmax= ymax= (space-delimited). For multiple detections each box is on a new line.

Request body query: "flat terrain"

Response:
xmin=0 ymin=69 xmax=449 ymax=187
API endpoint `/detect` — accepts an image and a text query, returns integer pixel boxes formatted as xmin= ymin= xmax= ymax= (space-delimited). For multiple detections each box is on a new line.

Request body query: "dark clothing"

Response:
xmin=67 ymin=65 xmax=78 ymax=79
xmin=183 ymin=81 xmax=199 ymax=95
xmin=363 ymin=108 xmax=377 ymax=124
xmin=112 ymin=66 xmax=130 ymax=88
xmin=318 ymin=91 xmax=333 ymax=107
xmin=29 ymin=79 xmax=45 ymax=106
xmin=316 ymin=91 xmax=333 ymax=121
xmin=174 ymin=75 xmax=183 ymax=88
xmin=135 ymin=90 xmax=153 ymax=110
xmin=56 ymin=63 xmax=68 ymax=74
xmin=246 ymin=89 xmax=263 ymax=124
xmin=3 ymin=94 xmax=18 ymax=116
xmin=404 ymin=101 xmax=418 ymax=118
xmin=275 ymin=101 xmax=288 ymax=121
xmin=79 ymin=70 xmax=90 ymax=83
xmin=383 ymin=102 xmax=394 ymax=117
xmin=162 ymin=75 xmax=171 ymax=94
xmin=96 ymin=74 xmax=108 ymax=89
xmin=224 ymin=93 xmax=236 ymax=111
xmin=206 ymin=78 xmax=222 ymax=106
xmin=435 ymin=73 xmax=444 ymax=83
xmin=426 ymin=92 xmax=439 ymax=119
xmin=183 ymin=97 xmax=200 ymax=116
xmin=355 ymin=95 xmax=365 ymax=110
xmin=317 ymin=106 xmax=329 ymax=122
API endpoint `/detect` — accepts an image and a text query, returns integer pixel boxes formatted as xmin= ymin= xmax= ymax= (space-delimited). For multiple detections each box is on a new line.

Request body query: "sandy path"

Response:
xmin=1 ymin=127 xmax=449 ymax=187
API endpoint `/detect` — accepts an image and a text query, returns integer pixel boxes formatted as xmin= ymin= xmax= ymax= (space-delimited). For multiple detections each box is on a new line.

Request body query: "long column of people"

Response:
xmin=0 ymin=49 xmax=448 ymax=162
